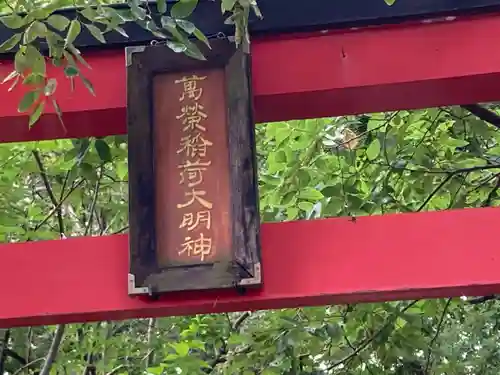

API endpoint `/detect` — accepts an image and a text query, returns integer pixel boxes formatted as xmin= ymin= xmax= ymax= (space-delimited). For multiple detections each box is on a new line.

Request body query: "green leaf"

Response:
xmin=67 ymin=45 xmax=91 ymax=69
xmin=326 ymin=323 xmax=342 ymax=339
xmin=23 ymin=73 xmax=44 ymax=85
xmin=170 ymin=0 xmax=198 ymax=19
xmin=298 ymin=187 xmax=324 ymax=201
xmin=157 ymin=0 xmax=167 ymax=13
xmin=14 ymin=48 xmax=29 ymax=73
xmin=7 ymin=75 xmax=20 ymax=92
xmin=26 ymin=45 xmax=46 ymax=75
xmin=29 ymin=100 xmax=45 ymax=128
xmin=23 ymin=21 xmax=47 ymax=44
xmin=321 ymin=185 xmax=340 ymax=197
xmin=227 ymin=333 xmax=248 ymax=345
xmin=171 ymin=342 xmax=190 ymax=357
xmin=79 ymin=75 xmax=96 ymax=96
xmin=95 ymin=139 xmax=112 ymax=163
xmin=51 ymin=98 xmax=66 ymax=131
xmin=161 ymin=16 xmax=176 ymax=29
xmin=262 ymin=368 xmax=280 ymax=375
xmin=166 ymin=40 xmax=187 ymax=53
xmin=147 ymin=366 xmax=164 ymax=375
xmin=0 ymin=14 xmax=26 ymax=29
xmin=64 ymin=65 xmax=79 ymax=77
xmin=183 ymin=42 xmax=206 ymax=60
xmin=29 ymin=8 xmax=53 ymax=20
xmin=79 ymin=7 xmax=99 ymax=23
xmin=79 ymin=162 xmax=97 ymax=181
xmin=2 ymin=70 xmax=19 ymax=84
xmin=222 ymin=0 xmax=238 ymax=12
xmin=44 ymin=78 xmax=58 ymax=96
xmin=116 ymin=160 xmax=128 ymax=180
xmin=65 ymin=20 xmax=81 ymax=48
xmin=113 ymin=26 xmax=129 ymax=38
xmin=0 ymin=33 xmax=22 ymax=52
xmin=18 ymin=90 xmax=40 ymax=113
xmin=298 ymin=201 xmax=314 ymax=212
xmin=286 ymin=206 xmax=299 ymax=220
xmin=366 ymin=138 xmax=381 ymax=160
xmin=193 ymin=27 xmax=210 ymax=48
xmin=84 ymin=23 xmax=106 ymax=43
xmin=175 ymin=19 xmax=195 ymax=34
xmin=46 ymin=14 xmax=70 ymax=31
xmin=130 ymin=2 xmax=147 ymax=20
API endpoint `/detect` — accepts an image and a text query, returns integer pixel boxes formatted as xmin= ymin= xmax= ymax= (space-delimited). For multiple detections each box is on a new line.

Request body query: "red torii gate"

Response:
xmin=1 ymin=7 xmax=500 ymax=328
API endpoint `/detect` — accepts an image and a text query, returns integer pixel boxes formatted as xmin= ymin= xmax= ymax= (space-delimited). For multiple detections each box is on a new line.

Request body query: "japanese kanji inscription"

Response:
xmin=126 ymin=41 xmax=262 ymax=295
xmin=154 ymin=70 xmax=231 ymax=267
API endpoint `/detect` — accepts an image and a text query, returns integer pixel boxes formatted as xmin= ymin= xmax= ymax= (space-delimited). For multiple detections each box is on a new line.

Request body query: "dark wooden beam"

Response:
xmin=1 ymin=0 xmax=500 ymax=52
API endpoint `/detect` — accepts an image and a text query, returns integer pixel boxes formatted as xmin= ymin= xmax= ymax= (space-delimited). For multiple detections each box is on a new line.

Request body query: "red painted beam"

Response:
xmin=2 ymin=15 xmax=500 ymax=143
xmin=1 ymin=207 xmax=498 ymax=328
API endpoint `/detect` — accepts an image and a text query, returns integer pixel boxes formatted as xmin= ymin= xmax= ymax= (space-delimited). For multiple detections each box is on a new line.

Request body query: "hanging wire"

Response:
xmin=150 ymin=31 xmax=232 ymax=46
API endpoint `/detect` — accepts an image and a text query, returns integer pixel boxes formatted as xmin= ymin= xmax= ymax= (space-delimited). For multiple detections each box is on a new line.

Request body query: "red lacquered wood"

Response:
xmin=1 ymin=208 xmax=498 ymax=328
xmin=1 ymin=15 xmax=500 ymax=142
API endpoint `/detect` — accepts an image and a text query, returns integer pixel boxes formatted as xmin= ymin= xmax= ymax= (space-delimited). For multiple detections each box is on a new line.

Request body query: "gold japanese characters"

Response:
xmin=175 ymin=75 xmax=214 ymax=262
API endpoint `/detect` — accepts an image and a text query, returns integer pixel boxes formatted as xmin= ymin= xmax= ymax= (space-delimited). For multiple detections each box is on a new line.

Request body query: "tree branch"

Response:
xmin=391 ymin=163 xmax=500 ymax=175
xmin=39 ymin=325 xmax=65 ymax=375
xmin=461 ymin=104 xmax=500 ymax=130
xmin=416 ymin=165 xmax=500 ymax=211
xmin=424 ymin=298 xmax=452 ymax=373
xmin=106 ymin=364 xmax=127 ymax=375
xmin=4 ymin=348 xmax=27 ymax=365
xmin=205 ymin=312 xmax=252 ymax=373
xmin=340 ymin=325 xmax=375 ymax=375
xmin=84 ymin=168 xmax=103 ymax=236
xmin=483 ymin=175 xmax=500 ymax=207
xmin=468 ymin=295 xmax=499 ymax=305
xmin=12 ymin=357 xmax=44 ymax=375
xmin=146 ymin=318 xmax=156 ymax=367
xmin=34 ymin=179 xmax=84 ymax=231
xmin=328 ymin=300 xmax=419 ymax=370
xmin=0 ymin=329 xmax=10 ymax=375
xmin=233 ymin=311 xmax=250 ymax=331
xmin=417 ymin=174 xmax=455 ymax=212
xmin=33 ymin=150 xmax=65 ymax=237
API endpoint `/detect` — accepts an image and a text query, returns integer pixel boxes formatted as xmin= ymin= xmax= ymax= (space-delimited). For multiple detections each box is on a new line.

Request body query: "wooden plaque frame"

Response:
xmin=126 ymin=40 xmax=261 ymax=296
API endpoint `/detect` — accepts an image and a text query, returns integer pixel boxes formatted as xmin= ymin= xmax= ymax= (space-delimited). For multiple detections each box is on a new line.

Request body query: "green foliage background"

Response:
xmin=1 ymin=0 xmax=500 ymax=375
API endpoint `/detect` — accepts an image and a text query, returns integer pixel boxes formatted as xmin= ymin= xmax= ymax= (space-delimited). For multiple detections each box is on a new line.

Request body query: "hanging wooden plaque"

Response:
xmin=126 ymin=40 xmax=261 ymax=295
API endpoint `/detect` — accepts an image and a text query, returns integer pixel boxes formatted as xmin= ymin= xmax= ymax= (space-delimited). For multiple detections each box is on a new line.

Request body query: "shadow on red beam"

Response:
xmin=2 ymin=15 xmax=500 ymax=143
xmin=1 ymin=207 xmax=499 ymax=328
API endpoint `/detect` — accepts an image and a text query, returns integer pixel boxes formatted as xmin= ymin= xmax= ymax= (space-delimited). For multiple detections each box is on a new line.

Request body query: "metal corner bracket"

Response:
xmin=125 ymin=46 xmax=146 ymax=67
xmin=128 ymin=273 xmax=149 ymax=295
xmin=237 ymin=262 xmax=262 ymax=286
